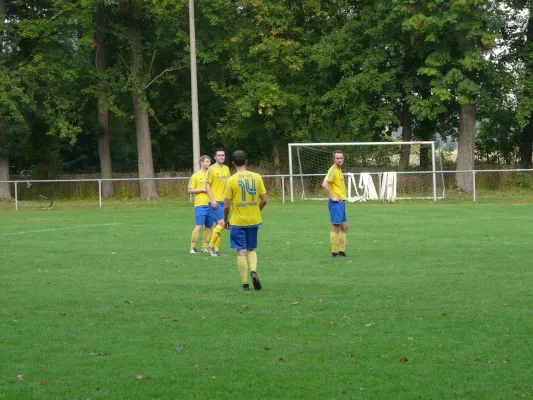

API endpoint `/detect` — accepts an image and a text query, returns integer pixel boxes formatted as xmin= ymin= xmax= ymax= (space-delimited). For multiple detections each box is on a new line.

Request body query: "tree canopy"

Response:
xmin=0 ymin=0 xmax=531 ymax=197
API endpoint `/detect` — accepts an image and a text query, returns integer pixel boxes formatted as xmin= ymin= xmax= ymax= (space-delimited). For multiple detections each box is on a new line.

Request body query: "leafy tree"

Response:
xmin=399 ymin=0 xmax=505 ymax=191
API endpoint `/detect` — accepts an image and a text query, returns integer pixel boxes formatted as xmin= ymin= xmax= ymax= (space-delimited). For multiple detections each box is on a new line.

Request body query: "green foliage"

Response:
xmin=1 ymin=0 xmax=531 ymax=176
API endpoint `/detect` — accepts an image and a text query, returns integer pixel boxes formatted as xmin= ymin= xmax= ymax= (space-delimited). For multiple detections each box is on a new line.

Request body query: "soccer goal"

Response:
xmin=288 ymin=141 xmax=445 ymax=202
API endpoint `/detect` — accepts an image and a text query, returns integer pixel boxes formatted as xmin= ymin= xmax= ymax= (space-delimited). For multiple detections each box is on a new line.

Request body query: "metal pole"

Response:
xmin=288 ymin=144 xmax=294 ymax=203
xmin=189 ymin=0 xmax=200 ymax=172
xmin=431 ymin=141 xmax=437 ymax=201
xmin=14 ymin=181 xmax=18 ymax=210
xmin=281 ymin=176 xmax=285 ymax=204
xmin=472 ymin=171 xmax=476 ymax=202
xmin=296 ymin=147 xmax=305 ymax=200
xmin=98 ymin=180 xmax=102 ymax=208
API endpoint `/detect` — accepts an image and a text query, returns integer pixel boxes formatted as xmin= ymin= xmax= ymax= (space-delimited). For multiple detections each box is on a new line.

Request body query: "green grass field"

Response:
xmin=1 ymin=200 xmax=533 ymax=399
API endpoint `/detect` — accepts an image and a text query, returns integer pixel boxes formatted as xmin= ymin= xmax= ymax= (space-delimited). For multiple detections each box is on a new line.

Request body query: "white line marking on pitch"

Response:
xmin=0 ymin=223 xmax=122 ymax=236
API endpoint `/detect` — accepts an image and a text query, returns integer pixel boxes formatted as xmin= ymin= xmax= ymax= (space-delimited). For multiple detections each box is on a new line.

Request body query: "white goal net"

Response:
xmin=288 ymin=141 xmax=445 ymax=202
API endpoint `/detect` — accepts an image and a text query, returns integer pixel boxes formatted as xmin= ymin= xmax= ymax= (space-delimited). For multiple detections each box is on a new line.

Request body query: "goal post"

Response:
xmin=288 ymin=141 xmax=445 ymax=202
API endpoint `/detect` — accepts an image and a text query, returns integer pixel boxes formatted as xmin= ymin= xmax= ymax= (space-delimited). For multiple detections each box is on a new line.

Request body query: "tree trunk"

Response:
xmin=520 ymin=120 xmax=533 ymax=169
xmin=399 ymin=102 xmax=412 ymax=171
xmin=95 ymin=2 xmax=114 ymax=198
xmin=456 ymin=103 xmax=476 ymax=192
xmin=0 ymin=0 xmax=10 ymax=199
xmin=520 ymin=6 xmax=533 ymax=169
xmin=272 ymin=132 xmax=281 ymax=190
xmin=0 ymin=122 xmax=10 ymax=198
xmin=127 ymin=11 xmax=158 ymax=200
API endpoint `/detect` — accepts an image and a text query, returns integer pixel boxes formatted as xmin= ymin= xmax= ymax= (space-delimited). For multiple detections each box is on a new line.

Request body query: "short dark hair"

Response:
xmin=333 ymin=150 xmax=344 ymax=159
xmin=214 ymin=147 xmax=225 ymax=156
xmin=232 ymin=150 xmax=247 ymax=166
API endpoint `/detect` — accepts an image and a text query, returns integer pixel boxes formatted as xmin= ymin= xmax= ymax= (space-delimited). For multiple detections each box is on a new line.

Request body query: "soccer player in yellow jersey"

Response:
xmin=322 ymin=150 xmax=348 ymax=258
xmin=187 ymin=155 xmax=214 ymax=254
xmin=223 ymin=150 xmax=268 ymax=291
xmin=205 ymin=148 xmax=231 ymax=256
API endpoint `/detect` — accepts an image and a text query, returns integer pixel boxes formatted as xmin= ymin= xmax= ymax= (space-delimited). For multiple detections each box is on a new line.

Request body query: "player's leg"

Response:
xmin=191 ymin=207 xmax=206 ymax=253
xmin=230 ymin=226 xmax=250 ymax=291
xmin=246 ymin=227 xmax=262 ymax=290
xmin=202 ymin=212 xmax=215 ymax=252
xmin=338 ymin=202 xmax=348 ymax=257
xmin=328 ymin=199 xmax=342 ymax=257
xmin=208 ymin=202 xmax=225 ymax=256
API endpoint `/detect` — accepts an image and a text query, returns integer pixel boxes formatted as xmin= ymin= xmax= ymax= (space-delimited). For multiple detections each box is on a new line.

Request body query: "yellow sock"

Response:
xmin=339 ymin=232 xmax=346 ymax=252
xmin=190 ymin=230 xmax=200 ymax=249
xmin=202 ymin=229 xmax=211 ymax=249
xmin=209 ymin=224 xmax=224 ymax=250
xmin=330 ymin=231 xmax=339 ymax=253
xmin=237 ymin=255 xmax=248 ymax=284
xmin=214 ymin=229 xmax=223 ymax=252
xmin=247 ymin=250 xmax=257 ymax=272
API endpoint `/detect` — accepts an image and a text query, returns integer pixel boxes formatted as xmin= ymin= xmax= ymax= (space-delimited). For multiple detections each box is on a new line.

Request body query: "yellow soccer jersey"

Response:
xmin=223 ymin=171 xmax=267 ymax=227
xmin=324 ymin=165 xmax=347 ymax=200
xmin=188 ymin=171 xmax=210 ymax=207
xmin=206 ymin=164 xmax=231 ymax=201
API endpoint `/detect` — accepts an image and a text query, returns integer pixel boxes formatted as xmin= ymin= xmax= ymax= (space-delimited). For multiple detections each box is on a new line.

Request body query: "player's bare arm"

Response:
xmin=223 ymin=198 xmax=231 ymax=228
xmin=259 ymin=194 xmax=268 ymax=210
xmin=188 ymin=187 xmax=206 ymax=194
xmin=205 ymin=182 xmax=217 ymax=208
xmin=322 ymin=180 xmax=340 ymax=202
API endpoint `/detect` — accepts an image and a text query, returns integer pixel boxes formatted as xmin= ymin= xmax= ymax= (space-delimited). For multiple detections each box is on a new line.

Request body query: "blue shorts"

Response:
xmin=328 ymin=199 xmax=347 ymax=224
xmin=195 ymin=206 xmax=214 ymax=227
xmin=230 ymin=226 xmax=259 ymax=250
xmin=210 ymin=201 xmax=224 ymax=222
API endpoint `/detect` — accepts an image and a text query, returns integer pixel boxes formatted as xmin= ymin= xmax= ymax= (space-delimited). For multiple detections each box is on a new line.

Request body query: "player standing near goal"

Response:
xmin=223 ymin=150 xmax=268 ymax=291
xmin=206 ymin=148 xmax=231 ymax=256
xmin=187 ymin=155 xmax=214 ymax=254
xmin=321 ymin=150 xmax=348 ymax=258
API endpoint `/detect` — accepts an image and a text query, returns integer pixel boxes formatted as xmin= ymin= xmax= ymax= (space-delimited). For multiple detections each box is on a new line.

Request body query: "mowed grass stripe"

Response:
xmin=1 ymin=201 xmax=532 ymax=399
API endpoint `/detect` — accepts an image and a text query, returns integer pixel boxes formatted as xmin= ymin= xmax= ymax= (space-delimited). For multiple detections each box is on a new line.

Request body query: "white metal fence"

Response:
xmin=1 ymin=169 xmax=533 ymax=210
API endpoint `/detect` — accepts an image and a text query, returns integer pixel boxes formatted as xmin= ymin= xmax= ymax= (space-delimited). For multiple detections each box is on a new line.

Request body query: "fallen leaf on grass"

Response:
xmin=16 ymin=375 xmax=23 ymax=381
xmin=165 ymin=260 xmax=169 ymax=263
xmin=161 ymin=316 xmax=167 ymax=319
xmin=504 ymin=359 xmax=511 ymax=363
xmin=382 ymin=354 xmax=389 ymax=358
xmin=172 ymin=318 xmax=179 ymax=322
xmin=93 ymin=387 xmax=100 ymax=391
xmin=408 ymin=337 xmax=413 ymax=341
xmin=353 ymin=365 xmax=360 ymax=369
xmin=174 ymin=346 xmax=184 ymax=352
xmin=488 ymin=360 xmax=495 ymax=364
xmin=399 ymin=358 xmax=408 ymax=363
xmin=136 ymin=375 xmax=143 ymax=381
xmin=365 ymin=322 xmax=374 ymax=327
xmin=264 ymin=347 xmax=272 ymax=351
xmin=344 ymin=315 xmax=350 ymax=321
xmin=42 ymin=378 xmax=49 ymax=384
xmin=124 ymin=300 xmax=133 ymax=304
xmin=291 ymin=301 xmax=298 ymax=306
xmin=329 ymin=321 xmax=336 ymax=325
xmin=111 ymin=252 xmax=116 ymax=255
xmin=347 ymin=354 xmax=355 ymax=358
xmin=441 ymin=312 xmax=448 ymax=316
xmin=504 ymin=304 xmax=510 ymax=307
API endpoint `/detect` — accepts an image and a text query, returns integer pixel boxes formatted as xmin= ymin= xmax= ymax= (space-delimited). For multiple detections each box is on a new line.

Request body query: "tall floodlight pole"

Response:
xmin=189 ymin=0 xmax=200 ymax=172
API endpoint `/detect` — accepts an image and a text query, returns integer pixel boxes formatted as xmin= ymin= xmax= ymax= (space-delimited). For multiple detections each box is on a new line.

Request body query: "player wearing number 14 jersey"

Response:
xmin=223 ymin=150 xmax=268 ymax=292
